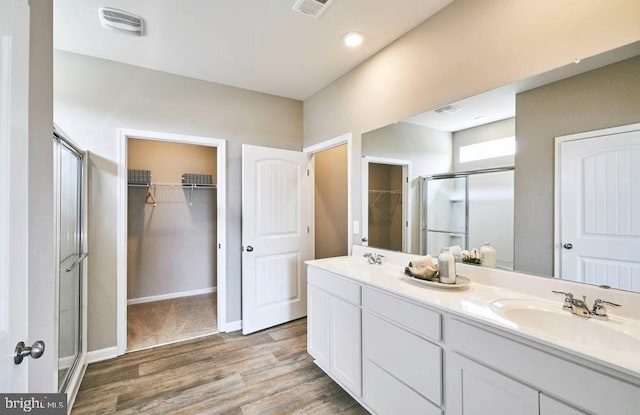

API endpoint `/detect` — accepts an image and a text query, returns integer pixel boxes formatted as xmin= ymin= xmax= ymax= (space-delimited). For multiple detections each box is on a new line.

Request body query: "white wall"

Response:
xmin=362 ymin=122 xmax=452 ymax=253
xmin=54 ymin=51 xmax=303 ymax=352
xmin=303 ymin=0 xmax=640 ymax=258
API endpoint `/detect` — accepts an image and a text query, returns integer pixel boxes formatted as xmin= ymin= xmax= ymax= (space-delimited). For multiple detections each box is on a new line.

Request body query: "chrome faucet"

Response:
xmin=591 ymin=299 xmax=621 ymax=320
xmin=363 ymin=253 xmax=376 ymax=264
xmin=552 ymin=291 xmax=621 ymax=319
xmin=363 ymin=253 xmax=384 ymax=265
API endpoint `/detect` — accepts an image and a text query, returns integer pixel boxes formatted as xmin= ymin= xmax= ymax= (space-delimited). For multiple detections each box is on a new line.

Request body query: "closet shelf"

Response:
xmin=128 ymin=182 xmax=216 ymax=189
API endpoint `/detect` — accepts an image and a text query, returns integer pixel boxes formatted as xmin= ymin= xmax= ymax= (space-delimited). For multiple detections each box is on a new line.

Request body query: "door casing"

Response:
xmin=116 ymin=129 xmax=227 ymax=357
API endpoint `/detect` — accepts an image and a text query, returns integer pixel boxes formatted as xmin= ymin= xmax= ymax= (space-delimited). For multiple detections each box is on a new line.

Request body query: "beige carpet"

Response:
xmin=127 ymin=292 xmax=218 ymax=351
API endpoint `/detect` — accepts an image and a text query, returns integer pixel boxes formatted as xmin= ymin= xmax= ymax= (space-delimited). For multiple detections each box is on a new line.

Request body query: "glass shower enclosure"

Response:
xmin=421 ymin=167 xmax=514 ymax=269
xmin=54 ymin=129 xmax=87 ymax=393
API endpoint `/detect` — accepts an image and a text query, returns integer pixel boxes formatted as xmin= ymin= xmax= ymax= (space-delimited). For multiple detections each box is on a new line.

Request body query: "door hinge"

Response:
xmin=307 ymin=169 xmax=310 ymax=177
xmin=406 ymin=177 xmax=409 ymax=183
xmin=307 ymin=226 xmax=310 ymax=234
xmin=406 ymin=221 xmax=409 ymax=227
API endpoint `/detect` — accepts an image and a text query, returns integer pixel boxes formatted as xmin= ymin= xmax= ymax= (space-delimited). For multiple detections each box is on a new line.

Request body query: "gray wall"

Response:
xmin=363 ymin=122 xmax=452 ymax=253
xmin=54 ymin=51 xmax=302 ymax=352
xmin=515 ymin=55 xmax=640 ymax=276
xmin=127 ymin=140 xmax=218 ymax=300
xmin=29 ymin=0 xmax=56 ymax=391
xmin=303 ymin=0 xmax=640 ymax=256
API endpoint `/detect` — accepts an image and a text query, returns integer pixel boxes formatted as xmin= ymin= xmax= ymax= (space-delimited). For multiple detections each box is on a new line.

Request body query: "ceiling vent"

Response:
xmin=434 ymin=105 xmax=461 ymax=115
xmin=98 ymin=7 xmax=144 ymax=36
xmin=292 ymin=0 xmax=335 ymax=18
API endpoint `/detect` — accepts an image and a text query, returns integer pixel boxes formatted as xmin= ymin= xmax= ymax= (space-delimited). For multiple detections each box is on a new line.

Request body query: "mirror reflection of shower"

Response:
xmin=422 ymin=167 xmax=514 ymax=270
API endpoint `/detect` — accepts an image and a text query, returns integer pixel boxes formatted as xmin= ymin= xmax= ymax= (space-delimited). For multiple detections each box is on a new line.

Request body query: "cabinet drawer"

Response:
xmin=364 ymin=359 xmax=442 ymax=415
xmin=364 ymin=311 xmax=442 ymax=406
xmin=363 ymin=286 xmax=441 ymax=341
xmin=308 ymin=266 xmax=361 ymax=306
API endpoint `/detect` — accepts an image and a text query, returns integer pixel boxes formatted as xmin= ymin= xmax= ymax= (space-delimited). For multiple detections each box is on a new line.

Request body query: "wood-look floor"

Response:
xmin=73 ymin=318 xmax=368 ymax=414
xmin=127 ymin=293 xmax=218 ymax=351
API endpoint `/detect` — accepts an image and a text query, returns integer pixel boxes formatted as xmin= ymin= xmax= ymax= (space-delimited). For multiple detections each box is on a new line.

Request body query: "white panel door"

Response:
xmin=0 ymin=0 xmax=30 ymax=392
xmin=560 ymin=127 xmax=640 ymax=291
xmin=242 ymin=145 xmax=311 ymax=334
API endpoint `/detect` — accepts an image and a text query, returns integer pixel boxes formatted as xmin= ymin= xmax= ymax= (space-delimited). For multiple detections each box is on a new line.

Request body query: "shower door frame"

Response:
xmin=420 ymin=166 xmax=514 ymax=256
xmin=53 ymin=126 xmax=88 ymax=404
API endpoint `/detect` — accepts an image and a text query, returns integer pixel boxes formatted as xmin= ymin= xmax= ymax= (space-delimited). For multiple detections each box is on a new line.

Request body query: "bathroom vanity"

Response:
xmin=306 ymin=247 xmax=640 ymax=415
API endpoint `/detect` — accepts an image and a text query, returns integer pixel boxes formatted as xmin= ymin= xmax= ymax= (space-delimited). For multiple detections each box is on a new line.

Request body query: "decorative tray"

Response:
xmin=402 ymin=275 xmax=471 ymax=289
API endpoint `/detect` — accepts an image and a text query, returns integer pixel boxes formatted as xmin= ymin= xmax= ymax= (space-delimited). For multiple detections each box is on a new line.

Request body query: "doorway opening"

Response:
xmin=312 ymin=144 xmax=349 ymax=259
xmin=117 ymin=129 xmax=227 ymax=355
xmin=304 ymin=134 xmax=353 ymax=259
xmin=361 ymin=157 xmax=410 ymax=252
xmin=126 ymin=139 xmax=218 ymax=351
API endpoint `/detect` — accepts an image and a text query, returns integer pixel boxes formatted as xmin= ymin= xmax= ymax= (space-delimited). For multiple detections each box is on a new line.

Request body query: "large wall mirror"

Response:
xmin=361 ymin=40 xmax=640 ymax=292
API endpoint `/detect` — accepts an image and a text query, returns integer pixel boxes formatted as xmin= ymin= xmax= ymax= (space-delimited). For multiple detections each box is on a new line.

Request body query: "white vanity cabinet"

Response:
xmin=539 ymin=394 xmax=588 ymax=415
xmin=447 ymin=352 xmax=538 ymax=415
xmin=362 ymin=287 xmax=443 ymax=415
xmin=306 ymin=259 xmax=640 ymax=415
xmin=307 ymin=267 xmax=362 ymax=397
xmin=446 ymin=317 xmax=640 ymax=415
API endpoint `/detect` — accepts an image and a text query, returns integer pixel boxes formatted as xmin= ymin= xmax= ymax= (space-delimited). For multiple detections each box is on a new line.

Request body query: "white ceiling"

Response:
xmin=54 ymin=0 xmax=453 ymax=100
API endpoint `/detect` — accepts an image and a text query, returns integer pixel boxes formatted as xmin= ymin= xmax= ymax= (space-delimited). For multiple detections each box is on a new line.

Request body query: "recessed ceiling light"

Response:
xmin=434 ymin=105 xmax=461 ymax=115
xmin=343 ymin=32 xmax=363 ymax=48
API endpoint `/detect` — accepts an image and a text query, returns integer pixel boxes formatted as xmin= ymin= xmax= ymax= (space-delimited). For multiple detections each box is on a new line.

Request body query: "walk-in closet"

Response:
xmin=126 ymin=139 xmax=218 ymax=351
xmin=367 ymin=162 xmax=403 ymax=251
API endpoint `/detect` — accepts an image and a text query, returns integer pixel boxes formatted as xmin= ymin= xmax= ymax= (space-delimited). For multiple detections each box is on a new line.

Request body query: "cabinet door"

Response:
xmin=447 ymin=353 xmax=538 ymax=415
xmin=540 ymin=394 xmax=587 ymax=415
xmin=330 ymin=296 xmax=362 ymax=396
xmin=308 ymin=285 xmax=331 ymax=369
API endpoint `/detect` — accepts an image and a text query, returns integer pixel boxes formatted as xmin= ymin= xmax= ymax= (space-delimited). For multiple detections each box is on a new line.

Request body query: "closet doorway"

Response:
xmin=305 ymin=134 xmax=352 ymax=259
xmin=361 ymin=157 xmax=410 ymax=252
xmin=117 ymin=130 xmax=227 ymax=354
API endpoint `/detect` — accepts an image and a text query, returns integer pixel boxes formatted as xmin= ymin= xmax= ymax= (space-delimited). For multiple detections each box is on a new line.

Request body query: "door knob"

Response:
xmin=563 ymin=243 xmax=573 ymax=249
xmin=14 ymin=340 xmax=45 ymax=365
xmin=246 ymin=245 xmax=254 ymax=252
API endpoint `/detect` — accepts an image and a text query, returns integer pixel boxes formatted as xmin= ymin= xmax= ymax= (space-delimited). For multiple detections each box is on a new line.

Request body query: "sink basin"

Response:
xmin=489 ymin=299 xmax=640 ymax=352
xmin=325 ymin=257 xmax=399 ymax=275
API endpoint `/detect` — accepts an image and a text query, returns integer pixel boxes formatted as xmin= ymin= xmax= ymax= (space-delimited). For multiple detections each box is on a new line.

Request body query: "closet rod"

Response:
xmin=369 ymin=189 xmax=402 ymax=194
xmin=127 ymin=183 xmax=216 ymax=189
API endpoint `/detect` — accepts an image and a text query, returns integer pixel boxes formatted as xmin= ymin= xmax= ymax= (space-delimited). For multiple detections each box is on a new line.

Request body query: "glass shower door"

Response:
xmin=422 ymin=176 xmax=468 ymax=256
xmin=55 ymin=133 xmax=85 ymax=392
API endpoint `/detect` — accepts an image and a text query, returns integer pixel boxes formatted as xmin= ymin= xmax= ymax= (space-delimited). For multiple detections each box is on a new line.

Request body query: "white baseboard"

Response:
xmin=87 ymin=346 xmax=120 ymax=364
xmin=127 ymin=287 xmax=216 ymax=305
xmin=224 ymin=320 xmax=242 ymax=332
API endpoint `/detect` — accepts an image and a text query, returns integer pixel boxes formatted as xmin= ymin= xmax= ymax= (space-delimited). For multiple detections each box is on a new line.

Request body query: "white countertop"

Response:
xmin=306 ymin=251 xmax=640 ymax=380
